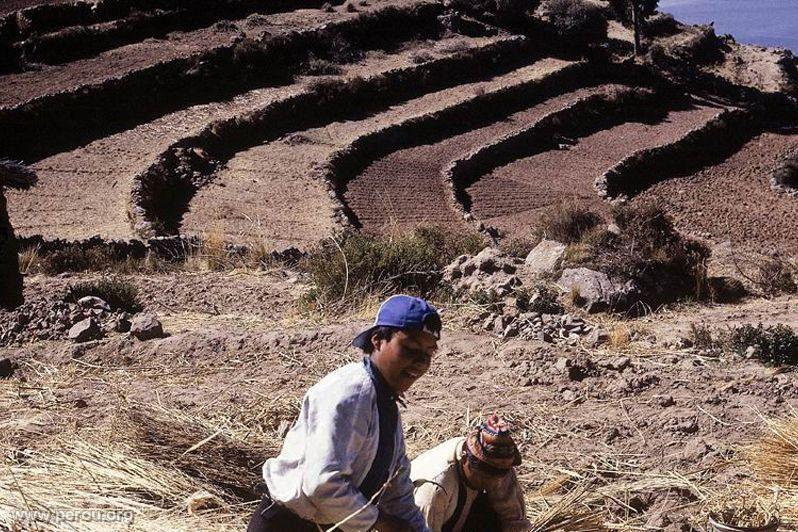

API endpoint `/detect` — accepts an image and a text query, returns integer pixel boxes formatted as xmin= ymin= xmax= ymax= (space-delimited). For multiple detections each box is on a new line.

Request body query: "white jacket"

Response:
xmin=410 ymin=438 xmax=531 ymax=532
xmin=262 ymin=361 xmax=430 ymax=532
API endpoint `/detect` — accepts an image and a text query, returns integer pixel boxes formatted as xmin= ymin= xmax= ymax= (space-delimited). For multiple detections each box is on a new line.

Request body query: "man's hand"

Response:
xmin=371 ymin=511 xmax=412 ymax=532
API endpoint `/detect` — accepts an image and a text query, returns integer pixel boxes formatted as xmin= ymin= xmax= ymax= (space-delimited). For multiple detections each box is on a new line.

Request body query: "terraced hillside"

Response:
xmin=3 ymin=0 xmax=798 ymax=256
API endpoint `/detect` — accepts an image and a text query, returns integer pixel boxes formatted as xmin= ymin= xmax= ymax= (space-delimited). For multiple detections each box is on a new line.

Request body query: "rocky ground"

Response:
xmin=1 ymin=252 xmax=797 ymax=530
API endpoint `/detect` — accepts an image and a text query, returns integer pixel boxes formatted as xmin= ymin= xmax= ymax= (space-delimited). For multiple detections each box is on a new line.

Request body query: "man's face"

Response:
xmin=461 ymin=455 xmax=506 ymax=491
xmin=371 ymin=329 xmax=437 ymax=394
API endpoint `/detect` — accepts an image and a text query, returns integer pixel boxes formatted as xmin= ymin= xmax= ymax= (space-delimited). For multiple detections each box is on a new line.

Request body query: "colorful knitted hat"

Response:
xmin=465 ymin=413 xmax=521 ymax=471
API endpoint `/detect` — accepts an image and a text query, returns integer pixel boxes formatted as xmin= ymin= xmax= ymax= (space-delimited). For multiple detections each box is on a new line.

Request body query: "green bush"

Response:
xmin=728 ymin=323 xmax=798 ymax=366
xmin=65 ymin=277 xmax=142 ymax=313
xmin=300 ymin=227 xmax=485 ymax=309
xmin=562 ymin=203 xmax=709 ymax=306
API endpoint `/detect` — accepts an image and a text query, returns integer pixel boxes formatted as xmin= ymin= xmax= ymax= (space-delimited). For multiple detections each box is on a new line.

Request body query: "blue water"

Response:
xmin=658 ymin=0 xmax=798 ymax=53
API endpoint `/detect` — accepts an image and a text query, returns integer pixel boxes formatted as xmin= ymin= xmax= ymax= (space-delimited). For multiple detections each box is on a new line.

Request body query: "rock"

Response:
xmin=130 ymin=313 xmax=165 ymax=341
xmin=0 ymin=358 xmax=15 ymax=379
xmin=558 ymin=268 xmax=638 ymax=313
xmin=474 ymin=247 xmax=501 ymax=273
xmin=524 ymin=239 xmax=566 ymax=275
xmin=671 ymin=418 xmax=699 ymax=435
xmin=657 ymin=395 xmax=676 ymax=407
xmin=68 ymin=318 xmax=102 ymax=343
xmin=76 ymin=296 xmax=110 ymax=311
xmin=584 ymin=327 xmax=609 ymax=348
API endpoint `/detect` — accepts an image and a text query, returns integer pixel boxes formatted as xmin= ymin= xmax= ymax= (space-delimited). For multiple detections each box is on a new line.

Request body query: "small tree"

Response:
xmin=0 ymin=160 xmax=37 ymax=310
xmin=610 ymin=0 xmax=659 ymax=55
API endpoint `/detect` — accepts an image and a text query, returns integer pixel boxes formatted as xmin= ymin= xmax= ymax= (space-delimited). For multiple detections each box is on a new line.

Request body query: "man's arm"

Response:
xmin=486 ymin=469 xmax=532 ymax=532
xmin=380 ymin=450 xmax=432 ymax=532
xmin=299 ymin=379 xmax=380 ymax=532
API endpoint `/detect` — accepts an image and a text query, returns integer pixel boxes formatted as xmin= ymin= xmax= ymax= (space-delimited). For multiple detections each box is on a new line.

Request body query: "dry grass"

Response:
xmin=17 ymin=245 xmax=41 ymax=275
xmin=747 ymin=412 xmax=798 ymax=523
xmin=607 ymin=323 xmax=631 ymax=349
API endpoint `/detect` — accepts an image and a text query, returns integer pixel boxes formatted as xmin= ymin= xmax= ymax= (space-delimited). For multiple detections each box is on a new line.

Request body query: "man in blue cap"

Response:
xmin=248 ymin=295 xmax=442 ymax=532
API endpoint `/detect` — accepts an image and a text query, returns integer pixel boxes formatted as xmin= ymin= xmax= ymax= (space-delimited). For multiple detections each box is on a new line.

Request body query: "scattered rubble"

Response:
xmin=443 ymin=247 xmax=522 ymax=296
xmin=0 ymin=293 xmax=162 ymax=346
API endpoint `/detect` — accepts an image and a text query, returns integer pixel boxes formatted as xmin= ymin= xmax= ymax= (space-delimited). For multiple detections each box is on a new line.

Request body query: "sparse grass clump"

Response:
xmin=754 ymin=257 xmax=796 ymax=296
xmin=300 ymin=226 xmax=485 ymax=310
xmin=728 ymin=323 xmax=798 ymax=366
xmin=302 ymin=56 xmax=342 ymax=76
xmin=537 ymin=202 xmax=602 ymax=244
xmin=65 ymin=277 xmax=142 ymax=313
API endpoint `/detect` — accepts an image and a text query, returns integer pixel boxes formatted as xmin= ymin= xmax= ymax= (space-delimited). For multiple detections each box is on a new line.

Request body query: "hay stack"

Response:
xmin=749 ymin=413 xmax=798 ymax=522
xmin=0 ymin=160 xmax=36 ymax=310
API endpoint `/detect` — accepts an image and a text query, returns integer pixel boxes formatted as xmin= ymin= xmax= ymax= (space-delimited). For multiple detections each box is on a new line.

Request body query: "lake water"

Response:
xmin=658 ymin=0 xmax=798 ymax=52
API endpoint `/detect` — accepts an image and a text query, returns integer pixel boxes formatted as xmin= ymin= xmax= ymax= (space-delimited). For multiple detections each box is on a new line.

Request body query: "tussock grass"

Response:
xmin=299 ymin=226 xmax=485 ymax=312
xmin=65 ymin=277 xmax=142 ymax=313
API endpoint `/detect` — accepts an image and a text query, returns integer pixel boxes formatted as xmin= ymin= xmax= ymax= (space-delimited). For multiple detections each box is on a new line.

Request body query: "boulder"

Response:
xmin=707 ymin=276 xmax=747 ymax=303
xmin=524 ymin=239 xmax=566 ymax=275
xmin=558 ymin=268 xmax=638 ymax=312
xmin=0 ymin=357 xmax=15 ymax=379
xmin=130 ymin=313 xmax=164 ymax=341
xmin=68 ymin=318 xmax=102 ymax=343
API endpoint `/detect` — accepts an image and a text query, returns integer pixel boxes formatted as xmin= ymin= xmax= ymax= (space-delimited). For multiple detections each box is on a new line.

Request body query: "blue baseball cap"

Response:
xmin=352 ymin=295 xmax=441 ymax=350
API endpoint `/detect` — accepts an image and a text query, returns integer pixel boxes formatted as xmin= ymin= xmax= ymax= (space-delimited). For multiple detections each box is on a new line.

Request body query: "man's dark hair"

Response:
xmin=361 ymin=326 xmax=399 ymax=354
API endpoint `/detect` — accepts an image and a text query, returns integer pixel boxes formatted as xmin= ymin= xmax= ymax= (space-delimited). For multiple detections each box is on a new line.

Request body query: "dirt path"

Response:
xmin=183 ymin=51 xmax=573 ymax=247
xmin=633 ymin=131 xmax=798 ymax=255
xmin=469 ymin=101 xmax=724 ymax=239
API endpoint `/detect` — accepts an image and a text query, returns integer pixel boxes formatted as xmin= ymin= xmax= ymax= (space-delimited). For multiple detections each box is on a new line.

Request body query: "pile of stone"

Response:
xmin=0 ymin=296 xmax=164 ymax=346
xmin=443 ymin=246 xmax=609 ymax=347
xmin=465 ymin=306 xmax=608 ymax=347
xmin=443 ymin=247 xmax=522 ymax=296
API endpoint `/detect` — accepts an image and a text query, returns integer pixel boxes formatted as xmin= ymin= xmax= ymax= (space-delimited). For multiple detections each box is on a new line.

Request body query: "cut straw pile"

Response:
xmin=747 ymin=411 xmax=798 ymax=522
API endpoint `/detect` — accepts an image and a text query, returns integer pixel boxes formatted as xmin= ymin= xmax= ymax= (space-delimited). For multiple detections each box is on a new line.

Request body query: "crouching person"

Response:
xmin=249 ymin=295 xmax=441 ymax=532
xmin=410 ymin=414 xmax=531 ymax=532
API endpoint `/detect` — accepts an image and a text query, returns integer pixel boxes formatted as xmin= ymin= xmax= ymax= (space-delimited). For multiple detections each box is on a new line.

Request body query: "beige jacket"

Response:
xmin=410 ymin=437 xmax=531 ymax=532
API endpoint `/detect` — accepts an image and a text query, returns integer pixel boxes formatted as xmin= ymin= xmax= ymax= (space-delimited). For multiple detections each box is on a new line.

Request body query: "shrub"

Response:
xmin=65 ymin=277 xmax=142 ymax=313
xmin=501 ymin=235 xmax=541 ymax=259
xmin=300 ymin=227 xmax=485 ymax=309
xmin=540 ymin=0 xmax=608 ymax=47
xmin=302 ymin=56 xmax=342 ymax=76
xmin=409 ymin=51 xmax=435 ymax=64
xmin=515 ymin=284 xmax=563 ymax=314
xmin=537 ymin=202 xmax=602 ymax=244
xmin=563 ymin=203 xmax=709 ymax=306
xmin=728 ymin=323 xmax=798 ymax=366
xmin=754 ymin=258 xmax=796 ymax=296
xmin=689 ymin=322 xmax=720 ymax=351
